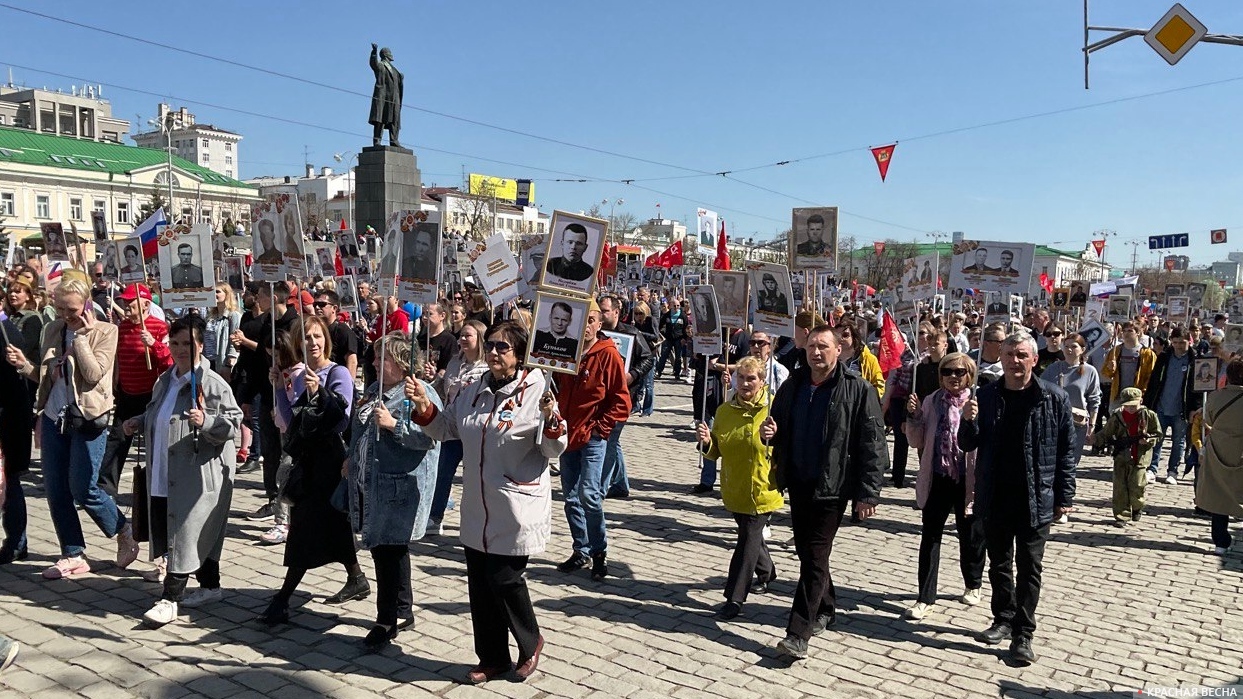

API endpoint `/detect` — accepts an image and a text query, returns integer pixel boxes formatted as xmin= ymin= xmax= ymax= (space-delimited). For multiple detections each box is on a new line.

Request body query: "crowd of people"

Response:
xmin=1 ymin=257 xmax=1241 ymax=680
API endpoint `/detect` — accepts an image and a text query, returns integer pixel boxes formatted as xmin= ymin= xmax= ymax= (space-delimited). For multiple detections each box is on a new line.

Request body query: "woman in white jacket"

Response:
xmin=406 ymin=320 xmax=566 ymax=685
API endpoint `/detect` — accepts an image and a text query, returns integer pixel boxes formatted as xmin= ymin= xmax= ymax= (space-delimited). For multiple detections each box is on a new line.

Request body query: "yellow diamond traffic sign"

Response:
xmin=1145 ymin=3 xmax=1207 ymax=65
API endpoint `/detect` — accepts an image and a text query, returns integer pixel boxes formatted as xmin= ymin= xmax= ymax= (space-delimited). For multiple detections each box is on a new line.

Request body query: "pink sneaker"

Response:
xmin=43 ymin=556 xmax=90 ymax=580
xmin=116 ymin=525 xmax=140 ymax=570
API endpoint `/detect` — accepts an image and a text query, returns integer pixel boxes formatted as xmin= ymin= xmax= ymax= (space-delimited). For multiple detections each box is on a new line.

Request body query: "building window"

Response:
xmin=225 ymin=142 xmax=232 ymax=152
xmin=70 ymin=198 xmax=83 ymax=220
xmin=0 ymin=115 xmax=5 ymax=125
xmin=181 ymin=207 xmax=193 ymax=222
xmin=202 ymin=153 xmax=210 ymax=164
xmin=200 ymin=207 xmax=212 ymax=223
xmin=201 ymin=138 xmax=209 ymax=148
xmin=225 ymin=155 xmax=233 ymax=165
xmin=0 ymin=192 xmax=13 ymax=215
xmin=94 ymin=199 xmax=106 ymax=215
xmin=117 ymin=201 xmax=130 ymax=224
xmin=225 ymin=169 xmax=233 ymax=179
xmin=36 ymin=195 xmax=50 ymax=218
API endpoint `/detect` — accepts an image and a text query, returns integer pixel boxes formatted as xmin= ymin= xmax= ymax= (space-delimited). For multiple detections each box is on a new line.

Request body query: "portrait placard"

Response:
xmin=314 ymin=243 xmax=337 ymax=278
xmin=116 ymin=236 xmax=146 ymax=285
xmin=337 ymin=230 xmax=363 ymax=275
xmin=789 ymin=207 xmax=838 ymax=271
xmin=1164 ymin=284 xmax=1184 ymax=300
xmin=1008 ymin=294 xmax=1025 ymax=320
xmin=688 ymin=285 xmax=722 ymax=356
xmin=525 ymin=292 xmax=589 ymax=375
xmin=158 ymin=222 xmax=215 ymax=307
xmin=223 ymin=255 xmax=245 ymax=291
xmin=98 ymin=241 xmax=121 ymax=282
xmin=696 ymin=208 xmax=719 ymax=254
xmin=1227 ymin=296 xmax=1243 ymax=324
xmin=711 ymin=270 xmax=749 ymax=329
xmin=1192 ymin=357 xmax=1219 ymax=393
xmin=1185 ymin=282 xmax=1207 ymax=309
xmin=518 ymin=234 xmax=547 ymax=301
xmin=471 ymin=233 xmax=523 ymax=306
xmin=948 ymin=240 xmax=1035 ymax=295
xmin=539 ymin=212 xmax=606 ymax=297
xmin=1168 ymin=296 xmax=1190 ymax=324
xmin=748 ymin=262 xmax=795 ymax=337
xmin=1224 ymin=323 xmax=1243 ymax=355
xmin=1068 ymin=280 xmax=1089 ymax=308
xmin=1075 ymin=319 xmax=1110 ymax=357
xmin=334 ymin=274 xmax=359 ymax=312
xmin=601 ymin=330 xmax=634 ymax=375
xmin=41 ymin=222 xmax=70 ymax=262
xmin=1051 ymin=287 xmax=1070 ymax=311
xmin=1106 ymin=295 xmax=1133 ymax=323
xmin=91 ymin=211 xmax=108 ymax=243
xmin=397 ymin=212 xmax=442 ymax=306
xmin=898 ymin=253 xmax=939 ymax=301
xmin=250 ymin=193 xmax=305 ymax=281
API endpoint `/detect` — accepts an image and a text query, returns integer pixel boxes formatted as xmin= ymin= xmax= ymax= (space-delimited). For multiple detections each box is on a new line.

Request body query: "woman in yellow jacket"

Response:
xmin=837 ymin=320 xmax=885 ymax=399
xmin=696 ymin=356 xmax=783 ymax=621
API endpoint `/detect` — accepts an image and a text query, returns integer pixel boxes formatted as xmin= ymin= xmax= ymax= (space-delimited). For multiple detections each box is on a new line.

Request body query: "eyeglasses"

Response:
xmin=484 ymin=340 xmax=513 ymax=354
xmin=751 ymin=340 xmax=770 ymax=347
xmin=940 ymin=367 xmax=969 ymax=377
xmin=1043 ymin=331 xmax=1063 ymax=338
xmin=313 ymin=301 xmax=332 ymax=308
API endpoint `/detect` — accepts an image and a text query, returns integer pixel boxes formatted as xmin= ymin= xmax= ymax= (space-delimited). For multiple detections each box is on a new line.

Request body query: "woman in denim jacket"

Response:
xmin=347 ymin=331 xmax=441 ymax=650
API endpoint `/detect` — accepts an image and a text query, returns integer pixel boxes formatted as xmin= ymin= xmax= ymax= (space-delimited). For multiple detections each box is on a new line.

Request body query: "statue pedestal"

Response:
xmin=355 ymin=145 xmax=421 ymax=243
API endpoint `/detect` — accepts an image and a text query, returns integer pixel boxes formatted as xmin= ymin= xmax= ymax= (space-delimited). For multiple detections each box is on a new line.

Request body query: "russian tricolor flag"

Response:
xmin=134 ymin=206 xmax=168 ymax=260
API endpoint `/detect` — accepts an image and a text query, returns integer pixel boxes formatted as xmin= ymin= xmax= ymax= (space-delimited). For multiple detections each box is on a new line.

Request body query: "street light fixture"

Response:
xmin=333 ymin=151 xmax=359 ymax=233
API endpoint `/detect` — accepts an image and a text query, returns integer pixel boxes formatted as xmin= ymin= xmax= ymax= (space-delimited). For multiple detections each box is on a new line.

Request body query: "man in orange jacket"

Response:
xmin=554 ymin=299 xmax=631 ymax=582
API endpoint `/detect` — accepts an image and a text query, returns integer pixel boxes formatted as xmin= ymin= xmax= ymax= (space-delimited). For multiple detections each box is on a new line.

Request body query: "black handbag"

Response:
xmin=60 ymin=404 xmax=112 ymax=435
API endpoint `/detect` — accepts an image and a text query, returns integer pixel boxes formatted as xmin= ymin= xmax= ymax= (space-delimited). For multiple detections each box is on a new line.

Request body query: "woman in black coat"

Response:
xmin=0 ymin=317 xmax=33 ymax=564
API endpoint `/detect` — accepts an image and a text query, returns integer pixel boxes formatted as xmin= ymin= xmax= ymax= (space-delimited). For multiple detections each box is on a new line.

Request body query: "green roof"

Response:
xmin=848 ymin=242 xmax=1082 ymax=258
xmin=0 ymin=126 xmax=254 ymax=188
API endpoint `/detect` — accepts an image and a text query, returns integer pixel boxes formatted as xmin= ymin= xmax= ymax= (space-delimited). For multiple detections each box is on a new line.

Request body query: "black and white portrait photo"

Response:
xmin=1008 ymin=294 xmax=1024 ymax=319
xmin=696 ymin=208 xmax=718 ymax=252
xmin=1051 ymin=288 xmax=1070 ymax=310
xmin=91 ymin=210 xmax=108 ymax=243
xmin=790 ymin=206 xmax=838 ymax=271
xmin=712 ymin=270 xmax=748 ymax=328
xmin=748 ymin=262 xmax=795 ymax=336
xmin=755 ymin=273 xmax=790 ymax=314
xmin=1186 ymin=283 xmax=1207 ymax=308
xmin=337 ymin=231 xmax=362 ymax=274
xmin=1107 ymin=295 xmax=1132 ymax=322
xmin=690 ymin=286 xmax=720 ymax=335
xmin=224 ymin=256 xmax=245 ymax=291
xmin=1069 ymin=280 xmax=1088 ymax=307
xmin=1193 ymin=357 xmax=1219 ymax=393
xmin=99 ymin=242 xmax=121 ymax=282
xmin=41 ymin=222 xmax=70 ymax=262
xmin=948 ymin=240 xmax=1035 ymax=295
xmin=158 ymin=223 xmax=215 ymax=306
xmin=335 ymin=275 xmax=358 ymax=311
xmin=168 ymin=239 xmax=206 ymax=289
xmin=400 ymin=221 xmax=439 ymax=282
xmin=118 ymin=237 xmax=145 ymax=284
xmin=253 ymin=216 xmax=284 ymax=265
xmin=526 ymin=293 xmax=590 ymax=374
xmin=1165 ymin=284 xmax=1184 ymax=300
xmin=540 ymin=212 xmax=605 ymax=296
xmin=316 ymin=245 xmax=337 ymax=277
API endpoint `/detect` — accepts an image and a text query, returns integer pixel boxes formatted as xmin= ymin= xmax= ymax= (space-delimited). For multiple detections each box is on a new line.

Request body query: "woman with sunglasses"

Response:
xmin=629 ymin=301 xmax=661 ymax=417
xmin=1036 ymin=324 xmax=1065 ymax=374
xmin=406 ymin=321 xmax=566 ymax=684
xmin=902 ymin=352 xmax=986 ymax=621
xmin=1041 ymin=333 xmax=1100 ymax=480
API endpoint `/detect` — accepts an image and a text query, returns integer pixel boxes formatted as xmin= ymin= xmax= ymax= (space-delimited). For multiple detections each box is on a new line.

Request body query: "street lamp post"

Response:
xmin=148 ymin=115 xmax=176 ymax=218
xmin=602 ymin=198 xmax=624 ymax=242
xmin=333 ymin=152 xmax=359 ymax=232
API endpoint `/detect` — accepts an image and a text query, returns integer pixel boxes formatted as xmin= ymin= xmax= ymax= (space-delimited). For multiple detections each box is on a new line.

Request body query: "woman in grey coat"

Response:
xmin=347 ymin=331 xmax=441 ymax=650
xmin=123 ymin=315 xmax=243 ymax=628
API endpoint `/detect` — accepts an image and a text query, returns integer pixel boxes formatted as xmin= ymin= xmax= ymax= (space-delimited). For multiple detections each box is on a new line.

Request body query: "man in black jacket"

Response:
xmin=762 ymin=325 xmax=887 ymax=660
xmin=599 ymin=295 xmax=654 ymax=498
xmin=959 ymin=330 xmax=1075 ymax=666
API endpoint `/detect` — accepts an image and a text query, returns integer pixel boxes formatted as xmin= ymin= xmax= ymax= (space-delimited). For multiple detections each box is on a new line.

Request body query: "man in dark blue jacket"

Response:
xmin=959 ymin=330 xmax=1075 ymax=666
xmin=762 ymin=325 xmax=887 ymax=660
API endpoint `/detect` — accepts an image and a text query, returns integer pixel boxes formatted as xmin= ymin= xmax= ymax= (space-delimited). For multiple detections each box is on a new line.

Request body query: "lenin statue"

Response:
xmin=369 ymin=43 xmax=404 ymax=148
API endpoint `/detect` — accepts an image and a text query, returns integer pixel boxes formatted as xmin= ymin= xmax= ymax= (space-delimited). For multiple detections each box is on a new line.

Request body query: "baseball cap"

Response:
xmin=795 ymin=310 xmax=825 ymax=329
xmin=117 ymin=284 xmax=153 ymax=302
xmin=1118 ymin=387 xmax=1144 ymax=407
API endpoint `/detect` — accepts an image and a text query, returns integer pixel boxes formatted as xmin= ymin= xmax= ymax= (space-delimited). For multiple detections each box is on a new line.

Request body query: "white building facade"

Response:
xmin=133 ymin=104 xmax=242 ymax=179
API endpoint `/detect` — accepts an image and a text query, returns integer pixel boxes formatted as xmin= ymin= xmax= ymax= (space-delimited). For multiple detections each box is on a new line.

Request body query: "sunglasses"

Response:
xmin=751 ymin=340 xmax=770 ymax=347
xmin=940 ymin=367 xmax=969 ymax=378
xmin=313 ymin=301 xmax=332 ymax=308
xmin=483 ymin=340 xmax=513 ymax=354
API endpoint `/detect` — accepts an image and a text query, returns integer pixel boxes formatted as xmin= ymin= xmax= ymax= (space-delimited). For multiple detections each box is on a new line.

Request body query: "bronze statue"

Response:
xmin=369 ymin=43 xmax=403 ymax=147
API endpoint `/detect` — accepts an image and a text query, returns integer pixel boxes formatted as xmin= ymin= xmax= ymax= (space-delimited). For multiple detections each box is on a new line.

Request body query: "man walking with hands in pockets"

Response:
xmin=761 ymin=324 xmax=887 ymax=660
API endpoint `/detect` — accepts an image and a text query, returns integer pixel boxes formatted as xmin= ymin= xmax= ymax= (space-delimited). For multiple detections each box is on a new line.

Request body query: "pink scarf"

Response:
xmin=935 ymin=388 xmax=970 ymax=481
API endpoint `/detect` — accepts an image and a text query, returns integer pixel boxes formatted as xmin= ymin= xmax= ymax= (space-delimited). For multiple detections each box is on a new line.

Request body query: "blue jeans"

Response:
xmin=2 ymin=472 xmax=26 ymax=553
xmin=40 ymin=415 xmax=126 ymax=557
xmin=430 ymin=439 xmax=464 ymax=522
xmin=560 ymin=435 xmax=608 ymax=556
xmin=1149 ymin=412 xmax=1187 ymax=477
xmin=603 ymin=424 xmax=629 ymax=497
xmin=656 ymin=341 xmax=685 ymax=379
xmin=699 ymin=417 xmax=717 ymax=488
xmin=640 ymin=369 xmax=655 ymax=416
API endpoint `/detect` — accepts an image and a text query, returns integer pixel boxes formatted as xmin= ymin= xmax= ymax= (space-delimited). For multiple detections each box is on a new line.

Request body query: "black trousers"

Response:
xmin=984 ymin=516 xmax=1049 ymax=640
xmin=917 ymin=474 xmax=986 ymax=604
xmin=724 ymin=513 xmax=775 ymax=604
xmin=464 ymin=546 xmax=540 ymax=668
xmin=786 ymin=492 xmax=846 ymax=640
xmin=891 ymin=423 xmax=909 ymax=487
xmin=258 ymin=393 xmax=283 ymax=500
xmin=98 ymin=389 xmax=153 ymax=497
xmin=1094 ymin=383 xmax=1112 ymax=434
xmin=149 ymin=496 xmax=221 ymax=601
xmin=371 ymin=544 xmax=413 ymax=626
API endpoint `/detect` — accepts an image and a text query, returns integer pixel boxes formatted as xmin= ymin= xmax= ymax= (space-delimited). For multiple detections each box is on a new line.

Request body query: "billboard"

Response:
xmin=468 ymin=173 xmax=524 ymax=203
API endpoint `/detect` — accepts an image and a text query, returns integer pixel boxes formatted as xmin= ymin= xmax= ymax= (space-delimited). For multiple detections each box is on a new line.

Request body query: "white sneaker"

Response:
xmin=903 ymin=602 xmax=932 ymax=620
xmin=180 ymin=587 xmax=223 ymax=608
xmin=142 ymin=599 xmax=178 ymax=627
xmin=1145 ymin=471 xmax=1157 ymax=484
xmin=961 ymin=587 xmax=982 ymax=606
xmin=1055 ymin=513 xmax=1069 ymax=524
xmin=1164 ymin=474 xmax=1178 ymax=486
xmin=762 ymin=525 xmax=772 ymax=541
xmin=259 ymin=524 xmax=288 ymax=545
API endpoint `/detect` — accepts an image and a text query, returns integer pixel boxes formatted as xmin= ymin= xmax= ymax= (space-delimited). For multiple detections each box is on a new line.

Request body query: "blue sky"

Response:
xmin=2 ymin=0 xmax=1241 ymax=267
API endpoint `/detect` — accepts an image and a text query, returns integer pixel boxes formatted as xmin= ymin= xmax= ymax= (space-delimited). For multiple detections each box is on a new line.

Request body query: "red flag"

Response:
xmin=644 ymin=252 xmax=660 ymax=268
xmin=1039 ymin=271 xmax=1054 ymax=294
xmin=873 ymin=241 xmax=886 ymax=257
xmin=598 ymin=243 xmax=618 ymax=286
xmin=870 ymin=143 xmax=896 ymax=182
xmin=660 ymin=240 xmax=683 ymax=268
xmin=334 ymin=248 xmax=344 ymax=276
xmin=1090 ymin=239 xmax=1105 ymax=257
xmin=713 ymin=220 xmax=731 ymax=271
xmin=339 ymin=218 xmax=349 ymax=231
xmin=877 ymin=311 xmax=907 ymax=374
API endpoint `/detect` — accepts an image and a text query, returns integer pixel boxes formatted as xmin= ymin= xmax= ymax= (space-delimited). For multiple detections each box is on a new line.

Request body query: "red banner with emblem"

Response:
xmin=870 ymin=143 xmax=896 ymax=182
xmin=873 ymin=241 xmax=886 ymax=257
xmin=1091 ymin=239 xmax=1106 ymax=257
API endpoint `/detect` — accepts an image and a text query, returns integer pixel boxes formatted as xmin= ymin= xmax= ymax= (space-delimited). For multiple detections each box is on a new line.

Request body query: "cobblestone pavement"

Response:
xmin=1 ymin=379 xmax=1240 ymax=698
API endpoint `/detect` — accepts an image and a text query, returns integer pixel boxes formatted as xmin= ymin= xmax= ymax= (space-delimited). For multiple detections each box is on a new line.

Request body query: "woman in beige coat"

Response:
xmin=123 ymin=316 xmax=242 ymax=626
xmin=1196 ymin=357 xmax=1243 ymax=555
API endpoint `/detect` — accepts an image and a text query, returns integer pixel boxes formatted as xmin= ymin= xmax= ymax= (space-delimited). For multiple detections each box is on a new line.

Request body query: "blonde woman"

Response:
xmin=5 ymin=276 xmax=138 ymax=579
xmin=205 ymin=283 xmax=242 ymax=382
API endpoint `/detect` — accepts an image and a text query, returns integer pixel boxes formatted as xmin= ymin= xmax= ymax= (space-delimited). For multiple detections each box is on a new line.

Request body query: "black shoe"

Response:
xmin=689 ymin=484 xmax=713 ymax=495
xmin=323 ymin=573 xmax=370 ymax=604
xmin=752 ymin=570 xmax=777 ymax=595
xmin=775 ymin=634 xmax=808 ymax=659
xmin=1132 ymin=513 xmax=1142 ymax=522
xmin=257 ymin=598 xmax=289 ymax=625
xmin=364 ymin=623 xmax=397 ymax=651
xmin=1009 ymin=637 xmax=1037 ymax=664
xmin=556 ymin=552 xmax=590 ymax=573
xmin=590 ymin=553 xmax=608 ymax=582
xmin=237 ymin=458 xmax=261 ymax=475
xmin=977 ymin=622 xmax=1012 ymax=645
xmin=605 ymin=488 xmax=630 ymax=499
xmin=396 ymin=616 xmax=414 ymax=631
xmin=716 ymin=601 xmax=742 ymax=620
xmin=0 ymin=545 xmax=28 ymax=565
xmin=811 ymin=610 xmax=836 ymax=636
xmin=246 ymin=503 xmax=274 ymax=522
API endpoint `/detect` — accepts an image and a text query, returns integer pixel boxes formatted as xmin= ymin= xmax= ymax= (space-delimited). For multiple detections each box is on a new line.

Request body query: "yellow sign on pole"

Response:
xmin=1144 ymin=3 xmax=1207 ymax=65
